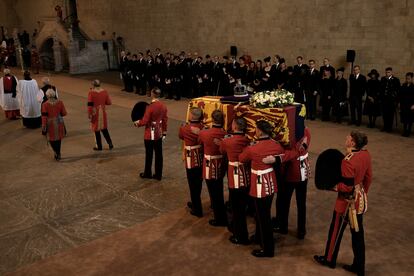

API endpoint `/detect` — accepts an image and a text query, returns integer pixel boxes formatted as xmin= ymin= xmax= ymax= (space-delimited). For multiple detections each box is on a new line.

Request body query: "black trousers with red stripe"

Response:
xmin=206 ymin=178 xmax=227 ymax=224
xmin=254 ymin=194 xmax=275 ymax=255
xmin=186 ymin=167 xmax=203 ymax=216
xmin=324 ymin=210 xmax=365 ymax=275
xmin=229 ymin=188 xmax=249 ymax=241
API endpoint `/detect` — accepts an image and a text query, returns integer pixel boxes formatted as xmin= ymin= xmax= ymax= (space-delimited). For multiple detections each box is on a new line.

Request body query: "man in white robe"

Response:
xmin=17 ymin=71 xmax=43 ymax=128
xmin=0 ymin=69 xmax=20 ymax=119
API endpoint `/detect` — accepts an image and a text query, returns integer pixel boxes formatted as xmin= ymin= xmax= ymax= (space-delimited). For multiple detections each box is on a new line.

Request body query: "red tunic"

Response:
xmin=240 ymin=138 xmax=290 ymax=198
xmin=198 ymin=126 xmax=226 ymax=180
xmin=285 ymin=127 xmax=311 ymax=183
xmin=137 ymin=100 xmax=168 ymax=140
xmin=87 ymin=89 xmax=111 ymax=132
xmin=41 ymin=100 xmax=67 ymax=141
xmin=335 ymin=150 xmax=372 ymax=214
xmin=179 ymin=121 xmax=204 ymax=169
xmin=219 ymin=133 xmax=251 ymax=189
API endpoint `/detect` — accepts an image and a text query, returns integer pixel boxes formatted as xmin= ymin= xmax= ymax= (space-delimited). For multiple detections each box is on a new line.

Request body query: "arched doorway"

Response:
xmin=38 ymin=37 xmax=69 ymax=72
xmin=39 ymin=38 xmax=54 ymax=71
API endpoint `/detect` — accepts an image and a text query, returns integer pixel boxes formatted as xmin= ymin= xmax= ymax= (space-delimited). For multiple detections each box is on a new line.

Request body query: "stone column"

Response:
xmin=52 ymin=35 xmax=63 ymax=72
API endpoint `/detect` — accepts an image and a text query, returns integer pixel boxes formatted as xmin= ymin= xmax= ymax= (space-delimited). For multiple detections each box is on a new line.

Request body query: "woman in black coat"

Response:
xmin=319 ymin=70 xmax=334 ymax=121
xmin=332 ymin=68 xmax=348 ymax=123
xmin=364 ymin=69 xmax=382 ymax=128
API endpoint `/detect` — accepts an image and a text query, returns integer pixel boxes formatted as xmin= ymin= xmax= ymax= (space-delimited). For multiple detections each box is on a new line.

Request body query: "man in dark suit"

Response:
xmin=349 ymin=65 xmax=367 ymax=126
xmin=294 ymin=56 xmax=309 ymax=77
xmin=319 ymin=58 xmax=335 ymax=79
xmin=380 ymin=67 xmax=400 ymax=132
xmin=305 ymin=59 xmax=320 ymax=120
xmin=136 ymin=52 xmax=147 ymax=95
xmin=212 ymin=56 xmax=222 ymax=96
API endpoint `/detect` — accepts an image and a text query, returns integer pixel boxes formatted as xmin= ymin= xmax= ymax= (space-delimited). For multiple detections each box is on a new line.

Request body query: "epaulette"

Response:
xmin=344 ymin=153 xmax=354 ymax=161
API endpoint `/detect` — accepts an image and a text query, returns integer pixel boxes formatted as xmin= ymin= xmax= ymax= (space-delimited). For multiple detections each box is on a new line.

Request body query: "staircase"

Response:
xmin=72 ymin=27 xmax=86 ymax=50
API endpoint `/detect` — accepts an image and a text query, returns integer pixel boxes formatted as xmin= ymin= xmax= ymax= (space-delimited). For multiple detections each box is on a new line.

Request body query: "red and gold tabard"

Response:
xmin=138 ymin=100 xmax=168 ymax=140
xmin=285 ymin=127 xmax=311 ymax=183
xmin=239 ymin=137 xmax=286 ymax=198
xmin=41 ymin=100 xmax=67 ymax=141
xmin=198 ymin=126 xmax=226 ymax=180
xmin=219 ymin=133 xmax=251 ymax=189
xmin=87 ymin=89 xmax=111 ymax=132
xmin=335 ymin=150 xmax=372 ymax=214
xmin=179 ymin=121 xmax=204 ymax=169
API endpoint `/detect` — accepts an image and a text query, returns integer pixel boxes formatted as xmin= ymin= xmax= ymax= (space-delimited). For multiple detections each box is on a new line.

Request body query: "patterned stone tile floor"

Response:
xmin=0 ymin=69 xmax=413 ymax=275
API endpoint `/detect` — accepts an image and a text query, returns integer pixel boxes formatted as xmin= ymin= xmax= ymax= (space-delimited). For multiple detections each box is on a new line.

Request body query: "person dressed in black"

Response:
xmin=261 ymin=57 xmax=273 ymax=91
xmin=153 ymin=56 xmax=164 ymax=97
xmin=253 ymin=60 xmax=263 ymax=91
xmin=305 ymin=59 xmax=319 ymax=120
xmin=399 ymin=72 xmax=414 ymax=137
xmin=364 ymin=69 xmax=381 ymax=128
xmin=124 ymin=53 xmax=134 ymax=92
xmin=40 ymin=77 xmax=57 ymax=103
xmin=319 ymin=58 xmax=335 ymax=79
xmin=237 ymin=56 xmax=248 ymax=84
xmin=332 ymin=68 xmax=348 ymax=123
xmin=380 ymin=67 xmax=400 ymax=132
xmin=136 ymin=52 xmax=147 ymax=95
xmin=349 ymin=65 xmax=366 ymax=126
xmin=163 ymin=57 xmax=175 ymax=99
xmin=319 ymin=70 xmax=334 ymax=121
xmin=202 ymin=55 xmax=214 ymax=95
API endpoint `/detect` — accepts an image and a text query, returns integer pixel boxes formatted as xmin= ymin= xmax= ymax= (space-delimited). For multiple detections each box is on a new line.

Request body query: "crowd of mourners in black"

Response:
xmin=119 ymin=48 xmax=414 ymax=137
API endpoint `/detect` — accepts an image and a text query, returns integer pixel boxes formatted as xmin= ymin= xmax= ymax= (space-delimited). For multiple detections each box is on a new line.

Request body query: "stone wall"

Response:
xmin=5 ymin=0 xmax=414 ymax=76
xmin=68 ymin=40 xmax=117 ymax=74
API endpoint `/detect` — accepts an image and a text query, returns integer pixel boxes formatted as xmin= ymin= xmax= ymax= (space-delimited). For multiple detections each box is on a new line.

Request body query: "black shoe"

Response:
xmin=249 ymin=234 xmax=260 ymax=244
xmin=313 ymin=255 xmax=336 ymax=269
xmin=54 ymin=153 xmax=60 ymax=161
xmin=275 ymin=228 xmax=288 ymax=234
xmin=208 ymin=219 xmax=227 ymax=227
xmin=251 ymin=249 xmax=274 ymax=258
xmin=187 ymin=202 xmax=193 ymax=209
xmin=152 ymin=174 xmax=162 ymax=181
xmin=93 ymin=147 xmax=102 ymax=151
xmin=297 ymin=232 xmax=306 ymax=240
xmin=229 ymin=236 xmax=250 ymax=245
xmin=190 ymin=210 xmax=203 ymax=218
xmin=109 ymin=144 xmax=114 ymax=150
xmin=342 ymin=264 xmax=358 ymax=274
xmin=139 ymin=173 xmax=152 ymax=179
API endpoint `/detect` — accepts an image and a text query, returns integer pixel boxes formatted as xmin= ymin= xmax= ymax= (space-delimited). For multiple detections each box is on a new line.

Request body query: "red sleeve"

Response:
xmin=41 ymin=103 xmax=47 ymax=128
xmin=87 ymin=91 xmax=93 ymax=116
xmin=178 ymin=125 xmax=185 ymax=140
xmin=138 ymin=105 xmax=151 ymax=127
xmin=197 ymin=131 xmax=204 ymax=145
xmin=337 ymin=159 xmax=354 ymax=193
xmin=219 ymin=139 xmax=226 ymax=155
xmin=162 ymin=106 xmax=168 ymax=133
xmin=363 ymin=159 xmax=372 ymax=193
xmin=281 ymin=148 xmax=298 ymax=162
xmin=60 ymin=101 xmax=67 ymax=117
xmin=105 ymin=92 xmax=112 ymax=105
xmin=239 ymin=146 xmax=251 ymax=163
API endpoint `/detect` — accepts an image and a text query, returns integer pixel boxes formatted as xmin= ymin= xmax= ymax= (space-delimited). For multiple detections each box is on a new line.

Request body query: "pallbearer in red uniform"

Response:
xmin=87 ymin=80 xmax=113 ymax=151
xmin=239 ymin=120 xmax=296 ymax=258
xmin=179 ymin=107 xmax=204 ymax=217
xmin=198 ymin=110 xmax=227 ymax=226
xmin=41 ymin=89 xmax=67 ymax=161
xmin=135 ymin=88 xmax=168 ymax=180
xmin=219 ymin=117 xmax=251 ymax=244
xmin=264 ymin=127 xmax=311 ymax=239
xmin=314 ymin=131 xmax=372 ymax=276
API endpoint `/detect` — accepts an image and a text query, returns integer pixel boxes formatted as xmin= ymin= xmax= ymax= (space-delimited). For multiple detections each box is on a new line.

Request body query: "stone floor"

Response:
xmin=0 ymin=69 xmax=413 ymax=275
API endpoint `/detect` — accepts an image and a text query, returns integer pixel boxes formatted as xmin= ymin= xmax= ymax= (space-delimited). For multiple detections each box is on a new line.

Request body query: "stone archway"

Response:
xmin=39 ymin=37 xmax=55 ymax=71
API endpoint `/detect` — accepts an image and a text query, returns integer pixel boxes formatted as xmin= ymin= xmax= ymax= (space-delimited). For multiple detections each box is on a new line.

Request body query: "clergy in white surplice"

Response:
xmin=0 ymin=69 xmax=20 ymax=120
xmin=17 ymin=71 xmax=43 ymax=128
